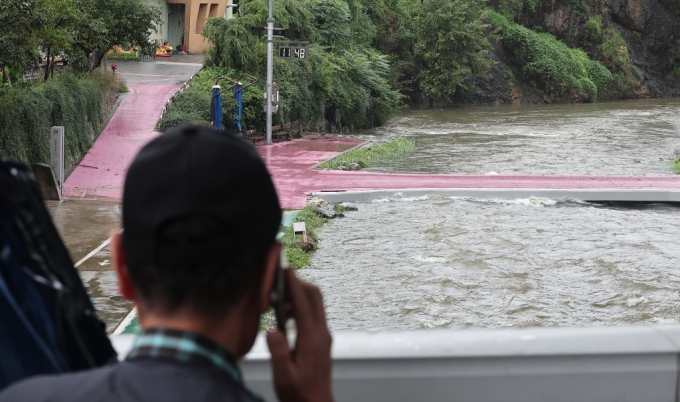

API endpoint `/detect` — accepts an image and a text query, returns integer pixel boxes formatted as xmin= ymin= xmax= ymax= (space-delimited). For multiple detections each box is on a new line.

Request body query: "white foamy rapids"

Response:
xmin=303 ymin=197 xmax=680 ymax=330
xmin=371 ymin=193 xmax=430 ymax=203
xmin=450 ymin=196 xmax=590 ymax=207
xmin=412 ymin=255 xmax=447 ymax=263
xmin=627 ymin=295 xmax=647 ymax=307
xmin=654 ymin=317 xmax=677 ymax=324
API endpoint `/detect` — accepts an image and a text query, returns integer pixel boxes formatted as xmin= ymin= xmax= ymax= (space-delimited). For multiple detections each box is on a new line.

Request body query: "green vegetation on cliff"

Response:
xmin=162 ymin=0 xmax=678 ymax=131
xmin=490 ymin=11 xmax=611 ymax=101
xmin=411 ymin=0 xmax=492 ymax=103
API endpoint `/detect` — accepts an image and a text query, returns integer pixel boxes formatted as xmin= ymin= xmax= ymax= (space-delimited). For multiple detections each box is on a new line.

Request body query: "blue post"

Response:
xmin=234 ymin=84 xmax=243 ymax=133
xmin=211 ymin=85 xmax=222 ymax=130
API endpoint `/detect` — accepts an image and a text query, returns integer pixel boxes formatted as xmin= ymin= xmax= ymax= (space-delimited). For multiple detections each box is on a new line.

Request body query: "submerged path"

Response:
xmin=259 ymin=136 xmax=680 ymax=209
xmin=62 ymin=83 xmax=680 ymax=207
xmin=63 ymin=84 xmax=180 ymax=200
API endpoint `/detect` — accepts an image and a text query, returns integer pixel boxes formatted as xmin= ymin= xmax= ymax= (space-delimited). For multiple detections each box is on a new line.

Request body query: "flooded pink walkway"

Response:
xmin=260 ymin=136 xmax=680 ymax=209
xmin=63 ymin=84 xmax=180 ymax=200
xmin=64 ymin=94 xmax=680 ymax=208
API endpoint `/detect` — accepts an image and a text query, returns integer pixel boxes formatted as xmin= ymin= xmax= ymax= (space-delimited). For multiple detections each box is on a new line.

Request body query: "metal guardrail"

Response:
xmin=23 ymin=65 xmax=70 ymax=83
xmin=156 ymin=68 xmax=203 ymax=130
xmin=111 ymin=324 xmax=680 ymax=402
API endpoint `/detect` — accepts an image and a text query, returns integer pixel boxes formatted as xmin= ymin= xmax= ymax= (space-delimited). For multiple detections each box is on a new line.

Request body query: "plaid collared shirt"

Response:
xmin=126 ymin=328 xmax=257 ymax=399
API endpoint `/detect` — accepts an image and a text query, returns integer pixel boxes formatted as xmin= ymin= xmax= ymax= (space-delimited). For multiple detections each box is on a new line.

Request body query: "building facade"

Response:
xmin=140 ymin=0 xmax=234 ymax=53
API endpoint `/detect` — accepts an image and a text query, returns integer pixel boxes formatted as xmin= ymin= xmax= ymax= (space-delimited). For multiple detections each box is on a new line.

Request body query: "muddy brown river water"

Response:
xmin=358 ymin=98 xmax=680 ymax=175
xmin=300 ymin=98 xmax=680 ymax=331
xmin=300 ymin=196 xmax=680 ymax=330
xmin=46 ymin=98 xmax=680 ymax=333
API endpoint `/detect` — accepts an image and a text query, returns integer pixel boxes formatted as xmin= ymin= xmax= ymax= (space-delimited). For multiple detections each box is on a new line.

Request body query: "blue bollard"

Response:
xmin=234 ymin=84 xmax=243 ymax=133
xmin=211 ymin=85 xmax=222 ymax=130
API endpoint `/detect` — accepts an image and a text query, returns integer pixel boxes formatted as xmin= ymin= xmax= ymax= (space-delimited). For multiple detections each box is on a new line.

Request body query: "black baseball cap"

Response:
xmin=122 ymin=124 xmax=281 ymax=267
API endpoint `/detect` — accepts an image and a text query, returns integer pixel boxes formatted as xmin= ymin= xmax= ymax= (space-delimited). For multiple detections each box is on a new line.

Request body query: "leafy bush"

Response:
xmin=490 ymin=11 xmax=611 ymax=101
xmin=317 ymin=137 xmax=416 ymax=169
xmin=596 ymin=28 xmax=639 ymax=98
xmin=0 ymin=72 xmax=124 ymax=172
xmin=584 ymin=16 xmax=602 ymax=40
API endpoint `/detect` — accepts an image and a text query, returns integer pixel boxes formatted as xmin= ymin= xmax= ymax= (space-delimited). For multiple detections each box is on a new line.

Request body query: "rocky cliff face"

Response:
xmin=464 ymin=0 xmax=680 ymax=104
xmin=608 ymin=0 xmax=680 ymax=97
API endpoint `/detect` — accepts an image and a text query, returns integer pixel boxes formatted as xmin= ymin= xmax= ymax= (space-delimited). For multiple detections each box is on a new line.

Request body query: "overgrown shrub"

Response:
xmin=596 ymin=28 xmax=639 ymax=98
xmin=0 ymin=71 xmax=124 ymax=172
xmin=490 ymin=11 xmax=611 ymax=101
xmin=584 ymin=16 xmax=602 ymax=40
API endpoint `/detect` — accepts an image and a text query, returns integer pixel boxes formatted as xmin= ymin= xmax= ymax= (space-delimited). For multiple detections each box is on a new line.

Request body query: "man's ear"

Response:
xmin=111 ymin=230 xmax=136 ymax=301
xmin=258 ymin=241 xmax=281 ymax=314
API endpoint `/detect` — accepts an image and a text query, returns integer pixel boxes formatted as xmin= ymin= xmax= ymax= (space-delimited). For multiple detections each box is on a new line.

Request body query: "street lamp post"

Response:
xmin=265 ymin=0 xmax=274 ymax=145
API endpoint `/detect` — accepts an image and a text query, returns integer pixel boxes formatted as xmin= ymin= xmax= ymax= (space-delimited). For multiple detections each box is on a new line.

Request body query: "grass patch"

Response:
xmin=279 ymin=205 xmax=332 ymax=269
xmin=672 ymin=154 xmax=680 ymax=174
xmin=489 ymin=11 xmax=612 ymax=102
xmin=584 ymin=16 xmax=602 ymax=41
xmin=317 ymin=137 xmax=416 ymax=170
xmin=106 ymin=52 xmax=140 ymax=61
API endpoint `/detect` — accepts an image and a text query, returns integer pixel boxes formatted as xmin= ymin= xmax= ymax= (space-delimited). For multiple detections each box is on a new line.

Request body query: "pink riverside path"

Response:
xmin=64 ymin=91 xmax=680 ymax=208
xmin=259 ymin=136 xmax=680 ymax=210
xmin=64 ymin=84 xmax=180 ymax=200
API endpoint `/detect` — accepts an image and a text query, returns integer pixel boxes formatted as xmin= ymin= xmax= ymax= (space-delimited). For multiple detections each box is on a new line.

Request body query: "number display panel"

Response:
xmin=278 ymin=46 xmax=309 ymax=59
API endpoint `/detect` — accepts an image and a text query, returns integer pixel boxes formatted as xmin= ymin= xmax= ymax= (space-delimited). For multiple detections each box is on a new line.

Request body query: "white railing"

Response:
xmin=111 ymin=324 xmax=680 ymax=402
xmin=156 ymin=68 xmax=202 ymax=130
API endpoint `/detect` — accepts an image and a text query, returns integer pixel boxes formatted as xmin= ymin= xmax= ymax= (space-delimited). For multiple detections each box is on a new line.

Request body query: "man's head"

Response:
xmin=111 ymin=125 xmax=281 ymax=355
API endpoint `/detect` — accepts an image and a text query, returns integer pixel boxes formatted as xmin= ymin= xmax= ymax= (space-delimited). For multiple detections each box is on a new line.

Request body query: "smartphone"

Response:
xmin=270 ymin=246 xmax=288 ymax=333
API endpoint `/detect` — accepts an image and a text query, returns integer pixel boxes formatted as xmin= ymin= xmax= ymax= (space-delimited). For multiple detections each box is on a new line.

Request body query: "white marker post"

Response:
xmin=50 ymin=126 xmax=65 ymax=196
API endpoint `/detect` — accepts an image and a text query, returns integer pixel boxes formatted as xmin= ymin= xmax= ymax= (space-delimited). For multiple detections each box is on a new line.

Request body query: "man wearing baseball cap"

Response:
xmin=0 ymin=125 xmax=334 ymax=402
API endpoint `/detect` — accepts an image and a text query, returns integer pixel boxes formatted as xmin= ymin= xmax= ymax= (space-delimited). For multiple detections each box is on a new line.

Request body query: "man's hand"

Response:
xmin=266 ymin=269 xmax=334 ymax=402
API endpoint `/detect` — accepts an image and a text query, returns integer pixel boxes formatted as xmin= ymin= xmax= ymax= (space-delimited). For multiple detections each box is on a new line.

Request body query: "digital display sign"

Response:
xmin=278 ymin=46 xmax=309 ymax=60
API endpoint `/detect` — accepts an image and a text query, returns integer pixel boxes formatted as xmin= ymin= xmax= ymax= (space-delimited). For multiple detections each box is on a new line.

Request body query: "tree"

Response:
xmin=85 ymin=0 xmax=160 ymax=69
xmin=413 ymin=0 xmax=492 ymax=103
xmin=0 ymin=0 xmax=45 ymax=73
xmin=0 ymin=0 xmax=158 ymax=84
xmin=36 ymin=0 xmax=78 ymax=81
